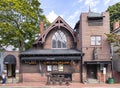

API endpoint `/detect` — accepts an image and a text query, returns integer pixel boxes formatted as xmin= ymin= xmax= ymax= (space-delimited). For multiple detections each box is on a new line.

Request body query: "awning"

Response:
xmin=84 ymin=61 xmax=111 ymax=64
xmin=20 ymin=49 xmax=84 ymax=61
xmin=4 ymin=54 xmax=16 ymax=64
xmin=20 ymin=49 xmax=83 ymax=56
xmin=21 ymin=56 xmax=81 ymax=61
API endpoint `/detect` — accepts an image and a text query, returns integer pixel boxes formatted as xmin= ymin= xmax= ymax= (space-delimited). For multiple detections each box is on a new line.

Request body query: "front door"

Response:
xmin=7 ymin=64 xmax=16 ymax=77
xmin=87 ymin=64 xmax=97 ymax=79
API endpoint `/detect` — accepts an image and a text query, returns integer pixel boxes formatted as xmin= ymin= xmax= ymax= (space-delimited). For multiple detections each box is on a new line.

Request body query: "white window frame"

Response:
xmin=52 ymin=30 xmax=67 ymax=49
xmin=90 ymin=35 xmax=102 ymax=45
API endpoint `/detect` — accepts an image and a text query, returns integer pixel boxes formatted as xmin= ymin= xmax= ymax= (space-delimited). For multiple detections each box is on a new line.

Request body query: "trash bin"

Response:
xmin=108 ymin=78 xmax=114 ymax=84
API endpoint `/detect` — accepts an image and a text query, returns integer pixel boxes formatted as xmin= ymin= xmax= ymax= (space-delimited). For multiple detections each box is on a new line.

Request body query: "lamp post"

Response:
xmin=110 ymin=43 xmax=114 ymax=78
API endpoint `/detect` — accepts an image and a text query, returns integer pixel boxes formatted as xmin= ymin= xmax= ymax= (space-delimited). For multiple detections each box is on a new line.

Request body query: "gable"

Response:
xmin=34 ymin=16 xmax=76 ymax=46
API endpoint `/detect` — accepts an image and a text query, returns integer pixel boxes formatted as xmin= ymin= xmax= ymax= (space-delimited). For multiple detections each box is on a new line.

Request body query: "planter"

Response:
xmin=108 ymin=78 xmax=114 ymax=84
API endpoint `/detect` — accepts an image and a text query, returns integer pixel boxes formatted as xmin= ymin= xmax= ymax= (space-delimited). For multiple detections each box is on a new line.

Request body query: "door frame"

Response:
xmin=6 ymin=64 xmax=16 ymax=77
xmin=87 ymin=64 xmax=97 ymax=79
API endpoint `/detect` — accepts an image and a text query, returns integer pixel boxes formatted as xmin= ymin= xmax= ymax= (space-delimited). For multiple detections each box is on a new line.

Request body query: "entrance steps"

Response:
xmin=22 ymin=73 xmax=47 ymax=82
xmin=6 ymin=74 xmax=19 ymax=84
xmin=87 ymin=78 xmax=99 ymax=84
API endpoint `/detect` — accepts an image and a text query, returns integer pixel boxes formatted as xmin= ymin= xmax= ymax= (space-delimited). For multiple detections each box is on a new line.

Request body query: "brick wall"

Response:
xmin=43 ymin=27 xmax=75 ymax=49
xmin=78 ymin=12 xmax=110 ymax=62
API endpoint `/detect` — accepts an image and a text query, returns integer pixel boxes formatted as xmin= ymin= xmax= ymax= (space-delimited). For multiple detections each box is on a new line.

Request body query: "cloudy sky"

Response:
xmin=39 ymin=0 xmax=120 ymax=28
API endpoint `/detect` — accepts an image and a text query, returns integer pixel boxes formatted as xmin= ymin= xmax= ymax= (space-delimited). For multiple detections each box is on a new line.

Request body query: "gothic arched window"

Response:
xmin=52 ymin=30 xmax=67 ymax=48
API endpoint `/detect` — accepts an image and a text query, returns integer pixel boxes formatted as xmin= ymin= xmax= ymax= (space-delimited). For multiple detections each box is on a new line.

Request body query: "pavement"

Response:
xmin=0 ymin=82 xmax=120 ymax=88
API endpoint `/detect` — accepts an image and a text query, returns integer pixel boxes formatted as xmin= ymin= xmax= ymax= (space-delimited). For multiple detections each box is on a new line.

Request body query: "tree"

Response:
xmin=106 ymin=2 xmax=120 ymax=31
xmin=105 ymin=33 xmax=120 ymax=56
xmin=0 ymin=0 xmax=50 ymax=51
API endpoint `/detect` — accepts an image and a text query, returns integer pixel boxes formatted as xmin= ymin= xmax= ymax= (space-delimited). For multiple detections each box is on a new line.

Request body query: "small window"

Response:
xmin=47 ymin=65 xmax=52 ymax=71
xmin=52 ymin=65 xmax=58 ymax=71
xmin=90 ymin=36 xmax=102 ymax=45
xmin=58 ymin=64 xmax=63 ymax=71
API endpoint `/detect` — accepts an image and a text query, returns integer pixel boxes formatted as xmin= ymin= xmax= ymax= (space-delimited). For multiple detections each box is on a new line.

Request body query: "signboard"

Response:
xmin=103 ymin=67 xmax=106 ymax=74
xmin=46 ymin=58 xmax=55 ymax=60
xmin=47 ymin=65 xmax=52 ymax=71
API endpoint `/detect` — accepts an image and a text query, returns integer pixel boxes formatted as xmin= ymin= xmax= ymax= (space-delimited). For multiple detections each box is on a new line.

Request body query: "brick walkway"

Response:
xmin=0 ymin=82 xmax=120 ymax=88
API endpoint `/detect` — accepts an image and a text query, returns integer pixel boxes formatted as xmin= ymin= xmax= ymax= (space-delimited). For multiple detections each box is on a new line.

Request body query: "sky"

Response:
xmin=5 ymin=0 xmax=120 ymax=51
xmin=39 ymin=0 xmax=120 ymax=28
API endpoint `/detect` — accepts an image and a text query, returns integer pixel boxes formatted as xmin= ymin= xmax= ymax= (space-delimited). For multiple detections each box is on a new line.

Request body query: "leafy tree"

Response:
xmin=0 ymin=0 xmax=50 ymax=51
xmin=105 ymin=33 xmax=120 ymax=56
xmin=106 ymin=2 xmax=120 ymax=31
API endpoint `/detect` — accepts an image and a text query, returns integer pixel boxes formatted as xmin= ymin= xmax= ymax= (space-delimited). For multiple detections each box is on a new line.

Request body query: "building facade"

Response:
xmin=75 ymin=12 xmax=111 ymax=83
xmin=1 ymin=11 xmax=112 ymax=84
xmin=20 ymin=16 xmax=84 ymax=83
xmin=0 ymin=51 xmax=19 ymax=83
xmin=111 ymin=22 xmax=120 ymax=83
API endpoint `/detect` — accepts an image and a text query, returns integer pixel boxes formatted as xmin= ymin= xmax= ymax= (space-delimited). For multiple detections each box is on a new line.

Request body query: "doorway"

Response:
xmin=7 ymin=64 xmax=16 ymax=77
xmin=4 ymin=54 xmax=16 ymax=77
xmin=87 ymin=64 xmax=97 ymax=79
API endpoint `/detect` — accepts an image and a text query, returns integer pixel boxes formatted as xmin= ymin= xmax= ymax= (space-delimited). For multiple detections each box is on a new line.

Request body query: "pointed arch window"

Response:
xmin=52 ymin=30 xmax=67 ymax=48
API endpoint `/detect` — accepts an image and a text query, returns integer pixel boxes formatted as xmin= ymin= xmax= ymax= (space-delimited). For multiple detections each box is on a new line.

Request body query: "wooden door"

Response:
xmin=87 ymin=64 xmax=97 ymax=79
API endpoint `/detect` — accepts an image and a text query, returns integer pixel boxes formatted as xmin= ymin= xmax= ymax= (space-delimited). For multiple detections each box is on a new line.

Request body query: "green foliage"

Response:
xmin=105 ymin=33 xmax=120 ymax=56
xmin=106 ymin=2 xmax=120 ymax=31
xmin=0 ymin=0 xmax=50 ymax=51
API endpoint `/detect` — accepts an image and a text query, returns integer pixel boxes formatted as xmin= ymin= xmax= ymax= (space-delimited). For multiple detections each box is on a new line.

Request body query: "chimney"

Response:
xmin=113 ymin=21 xmax=119 ymax=30
xmin=40 ymin=21 xmax=44 ymax=34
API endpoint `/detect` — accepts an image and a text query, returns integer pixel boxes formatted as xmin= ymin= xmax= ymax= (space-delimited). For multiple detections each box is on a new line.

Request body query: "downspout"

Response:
xmin=19 ymin=55 xmax=23 ymax=83
xmin=81 ymin=53 xmax=84 ymax=83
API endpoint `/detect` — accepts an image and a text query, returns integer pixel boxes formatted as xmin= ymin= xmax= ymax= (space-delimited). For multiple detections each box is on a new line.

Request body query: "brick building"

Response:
xmin=2 ymin=11 xmax=111 ymax=84
xmin=19 ymin=16 xmax=84 ymax=83
xmin=74 ymin=12 xmax=111 ymax=83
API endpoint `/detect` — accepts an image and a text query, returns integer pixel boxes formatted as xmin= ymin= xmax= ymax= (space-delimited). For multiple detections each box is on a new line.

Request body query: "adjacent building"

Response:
xmin=74 ymin=12 xmax=111 ymax=83
xmin=111 ymin=22 xmax=120 ymax=83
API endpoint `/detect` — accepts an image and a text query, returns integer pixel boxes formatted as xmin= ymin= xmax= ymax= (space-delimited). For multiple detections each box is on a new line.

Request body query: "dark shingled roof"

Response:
xmin=20 ymin=49 xmax=82 ymax=56
xmin=88 ymin=12 xmax=103 ymax=18
xmin=20 ymin=49 xmax=83 ymax=61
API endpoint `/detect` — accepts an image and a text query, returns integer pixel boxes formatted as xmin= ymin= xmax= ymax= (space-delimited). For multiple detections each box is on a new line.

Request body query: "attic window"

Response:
xmin=52 ymin=30 xmax=67 ymax=48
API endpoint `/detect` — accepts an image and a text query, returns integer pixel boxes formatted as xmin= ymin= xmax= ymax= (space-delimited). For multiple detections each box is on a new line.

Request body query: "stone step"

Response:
xmin=5 ymin=74 xmax=19 ymax=84
xmin=87 ymin=79 xmax=99 ymax=84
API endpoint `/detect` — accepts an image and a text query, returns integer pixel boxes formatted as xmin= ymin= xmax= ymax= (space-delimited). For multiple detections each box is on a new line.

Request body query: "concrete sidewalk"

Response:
xmin=0 ymin=82 xmax=120 ymax=88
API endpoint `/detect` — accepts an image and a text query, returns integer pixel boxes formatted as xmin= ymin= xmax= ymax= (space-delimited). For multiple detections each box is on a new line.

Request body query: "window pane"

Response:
xmin=58 ymin=64 xmax=63 ymax=71
xmin=62 ymin=42 xmax=66 ymax=48
xmin=52 ymin=39 xmax=56 ymax=48
xmin=58 ymin=40 xmax=61 ymax=48
xmin=53 ymin=65 xmax=58 ymax=71
xmin=96 ymin=36 xmax=101 ymax=45
xmin=47 ymin=65 xmax=52 ymax=71
xmin=91 ymin=36 xmax=95 ymax=45
xmin=52 ymin=30 xmax=67 ymax=48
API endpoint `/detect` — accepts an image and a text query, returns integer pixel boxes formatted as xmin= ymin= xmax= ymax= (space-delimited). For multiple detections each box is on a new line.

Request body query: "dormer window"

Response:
xmin=52 ymin=30 xmax=67 ymax=48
